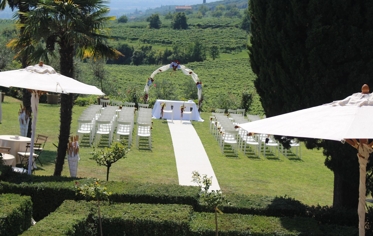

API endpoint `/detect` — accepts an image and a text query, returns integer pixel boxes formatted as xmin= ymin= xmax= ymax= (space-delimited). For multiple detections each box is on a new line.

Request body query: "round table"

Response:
xmin=0 ymin=135 xmax=31 ymax=164
xmin=2 ymin=153 xmax=16 ymax=167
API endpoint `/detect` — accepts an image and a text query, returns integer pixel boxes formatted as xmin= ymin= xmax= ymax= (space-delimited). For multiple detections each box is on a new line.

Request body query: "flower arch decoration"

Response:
xmin=143 ymin=60 xmax=203 ymax=108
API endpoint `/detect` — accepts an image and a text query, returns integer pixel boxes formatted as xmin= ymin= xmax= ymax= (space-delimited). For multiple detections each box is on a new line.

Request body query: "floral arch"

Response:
xmin=143 ymin=61 xmax=203 ymax=108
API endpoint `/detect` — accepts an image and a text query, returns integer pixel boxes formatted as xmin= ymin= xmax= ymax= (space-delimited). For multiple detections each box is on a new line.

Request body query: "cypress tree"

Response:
xmin=249 ymin=0 xmax=373 ymax=208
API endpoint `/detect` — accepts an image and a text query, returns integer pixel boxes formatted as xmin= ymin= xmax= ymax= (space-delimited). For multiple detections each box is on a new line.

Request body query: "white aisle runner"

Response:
xmin=168 ymin=120 xmax=220 ymax=191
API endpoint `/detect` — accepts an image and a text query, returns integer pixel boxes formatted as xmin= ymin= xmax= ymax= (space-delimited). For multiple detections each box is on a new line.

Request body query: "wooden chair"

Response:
xmin=0 ymin=146 xmax=11 ymax=154
xmin=17 ymin=143 xmax=42 ymax=171
xmin=34 ymin=134 xmax=48 ymax=166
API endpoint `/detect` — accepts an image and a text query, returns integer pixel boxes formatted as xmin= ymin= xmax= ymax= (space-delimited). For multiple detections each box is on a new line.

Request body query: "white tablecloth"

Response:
xmin=2 ymin=153 xmax=16 ymax=167
xmin=152 ymin=100 xmax=204 ymax=121
xmin=0 ymin=135 xmax=31 ymax=164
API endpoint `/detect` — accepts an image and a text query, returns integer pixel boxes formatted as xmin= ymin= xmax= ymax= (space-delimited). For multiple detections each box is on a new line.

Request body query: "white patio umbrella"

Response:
xmin=239 ymin=84 xmax=373 ymax=236
xmin=0 ymin=62 xmax=104 ymax=175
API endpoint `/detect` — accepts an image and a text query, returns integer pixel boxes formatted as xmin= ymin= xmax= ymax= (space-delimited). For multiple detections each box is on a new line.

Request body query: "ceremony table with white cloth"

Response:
xmin=0 ymin=135 xmax=31 ymax=164
xmin=152 ymin=100 xmax=204 ymax=121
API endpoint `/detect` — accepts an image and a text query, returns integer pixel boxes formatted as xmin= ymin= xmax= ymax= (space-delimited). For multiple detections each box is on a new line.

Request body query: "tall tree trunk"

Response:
xmin=54 ymin=43 xmax=74 ymax=176
xmin=333 ymin=170 xmax=359 ymax=209
xmin=19 ymin=2 xmax=32 ymax=137
xmin=106 ymin=165 xmax=111 ymax=181
xmin=215 ymin=208 xmax=218 ymax=236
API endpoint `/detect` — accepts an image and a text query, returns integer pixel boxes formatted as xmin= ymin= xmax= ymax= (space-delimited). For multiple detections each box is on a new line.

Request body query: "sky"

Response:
xmin=0 ymin=0 xmax=223 ymax=19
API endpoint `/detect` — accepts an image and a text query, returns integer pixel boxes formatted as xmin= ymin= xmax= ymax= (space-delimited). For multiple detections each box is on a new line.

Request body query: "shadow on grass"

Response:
xmin=283 ymin=150 xmax=303 ymax=161
xmin=222 ymin=146 xmax=239 ymax=158
xmin=37 ymin=150 xmax=57 ymax=165
xmin=268 ymin=196 xmax=358 ymax=235
xmin=245 ymin=153 xmax=261 ymax=160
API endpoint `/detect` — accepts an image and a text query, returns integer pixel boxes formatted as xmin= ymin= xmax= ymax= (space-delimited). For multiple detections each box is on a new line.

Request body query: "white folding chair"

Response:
xmin=238 ymin=129 xmax=260 ymax=157
xmin=283 ymin=139 xmax=301 ymax=159
xmin=94 ymin=120 xmax=114 ymax=147
xmin=215 ymin=108 xmax=225 ymax=113
xmin=228 ymin=109 xmax=237 ymax=114
xmin=100 ymin=98 xmax=110 ymax=107
xmin=137 ymin=124 xmax=152 ymax=150
xmin=259 ymin=134 xmax=280 ymax=158
xmin=138 ymin=103 xmax=149 ymax=108
xmin=123 ymin=102 xmax=136 ymax=107
xmin=77 ymin=119 xmax=95 ymax=145
xmin=220 ymin=130 xmax=239 ymax=156
xmin=111 ymin=100 xmax=123 ymax=106
xmin=247 ymin=114 xmax=261 ymax=122
xmin=236 ymin=109 xmax=245 ymax=116
xmin=116 ymin=121 xmax=133 ymax=147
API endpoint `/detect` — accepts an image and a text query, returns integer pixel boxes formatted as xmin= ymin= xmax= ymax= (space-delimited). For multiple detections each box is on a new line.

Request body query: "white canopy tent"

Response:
xmin=239 ymin=84 xmax=373 ymax=236
xmin=0 ymin=62 xmax=104 ymax=175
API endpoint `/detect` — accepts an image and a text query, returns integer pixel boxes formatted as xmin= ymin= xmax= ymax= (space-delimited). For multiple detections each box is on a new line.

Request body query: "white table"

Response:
xmin=152 ymin=100 xmax=204 ymax=122
xmin=0 ymin=135 xmax=31 ymax=164
xmin=2 ymin=153 xmax=16 ymax=167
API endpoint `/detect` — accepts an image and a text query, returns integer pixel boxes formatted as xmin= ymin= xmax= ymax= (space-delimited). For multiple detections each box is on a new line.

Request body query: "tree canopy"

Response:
xmin=171 ymin=12 xmax=188 ymax=30
xmin=249 ymin=0 xmax=373 ymax=208
xmin=118 ymin=15 xmax=128 ymax=23
xmin=147 ymin=13 xmax=161 ymax=29
xmin=11 ymin=0 xmax=122 ymax=176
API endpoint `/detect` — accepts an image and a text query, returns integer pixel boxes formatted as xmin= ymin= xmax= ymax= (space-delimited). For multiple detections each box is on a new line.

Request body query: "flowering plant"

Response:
xmin=147 ymin=78 xmax=154 ymax=86
xmin=180 ymin=103 xmax=185 ymax=117
xmin=75 ymin=179 xmax=111 ymax=236
xmin=160 ymin=102 xmax=166 ymax=118
xmin=196 ymin=81 xmax=202 ymax=90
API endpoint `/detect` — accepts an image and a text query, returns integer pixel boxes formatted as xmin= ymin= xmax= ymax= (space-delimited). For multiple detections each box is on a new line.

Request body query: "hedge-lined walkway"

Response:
xmin=168 ymin=120 xmax=220 ymax=191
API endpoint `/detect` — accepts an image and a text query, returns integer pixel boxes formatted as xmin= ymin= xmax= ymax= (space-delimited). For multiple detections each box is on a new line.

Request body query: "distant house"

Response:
xmin=175 ymin=5 xmax=192 ymax=12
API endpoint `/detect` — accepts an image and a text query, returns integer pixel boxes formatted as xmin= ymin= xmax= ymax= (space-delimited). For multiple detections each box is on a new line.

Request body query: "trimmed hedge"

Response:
xmin=0 ymin=176 xmax=200 ymax=221
xmin=0 ymin=193 xmax=32 ymax=236
xmin=105 ymin=181 xmax=200 ymax=207
xmin=99 ymin=203 xmax=193 ymax=235
xmin=20 ymin=200 xmax=94 ymax=236
xmin=0 ymin=174 xmax=363 ymax=233
xmin=19 ymin=200 xmax=358 ymax=236
xmin=221 ymin=194 xmax=358 ymax=227
xmin=190 ymin=212 xmax=357 ymax=236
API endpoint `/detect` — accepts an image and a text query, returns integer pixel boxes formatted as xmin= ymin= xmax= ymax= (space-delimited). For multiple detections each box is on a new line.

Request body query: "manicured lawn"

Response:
xmin=0 ymin=95 xmax=333 ymax=206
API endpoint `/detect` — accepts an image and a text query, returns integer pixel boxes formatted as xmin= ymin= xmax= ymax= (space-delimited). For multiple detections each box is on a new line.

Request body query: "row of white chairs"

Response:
xmin=99 ymin=98 xmax=149 ymax=109
xmin=77 ymin=105 xmax=135 ymax=147
xmin=136 ymin=108 xmax=152 ymax=149
xmin=214 ymin=108 xmax=246 ymax=116
xmin=210 ymin=112 xmax=301 ymax=159
xmin=210 ymin=113 xmax=240 ymax=155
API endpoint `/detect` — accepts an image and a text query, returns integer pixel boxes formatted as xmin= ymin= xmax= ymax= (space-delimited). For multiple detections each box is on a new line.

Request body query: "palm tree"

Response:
xmin=12 ymin=0 xmax=121 ymax=176
xmin=0 ymin=0 xmax=38 ymax=137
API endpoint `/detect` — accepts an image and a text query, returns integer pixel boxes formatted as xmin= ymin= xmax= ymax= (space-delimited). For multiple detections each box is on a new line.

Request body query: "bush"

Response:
xmin=0 ymin=194 xmax=32 ymax=236
xmin=74 ymin=96 xmax=94 ymax=106
xmin=117 ymin=15 xmax=128 ymax=23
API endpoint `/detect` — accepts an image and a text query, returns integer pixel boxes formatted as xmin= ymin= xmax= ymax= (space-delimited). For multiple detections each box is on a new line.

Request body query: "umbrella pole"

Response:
xmin=358 ymin=156 xmax=368 ymax=236
xmin=28 ymin=92 xmax=39 ymax=175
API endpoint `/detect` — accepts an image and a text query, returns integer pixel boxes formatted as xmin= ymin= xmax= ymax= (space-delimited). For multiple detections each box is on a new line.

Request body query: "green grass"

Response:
xmin=0 ymin=95 xmax=333 ymax=207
